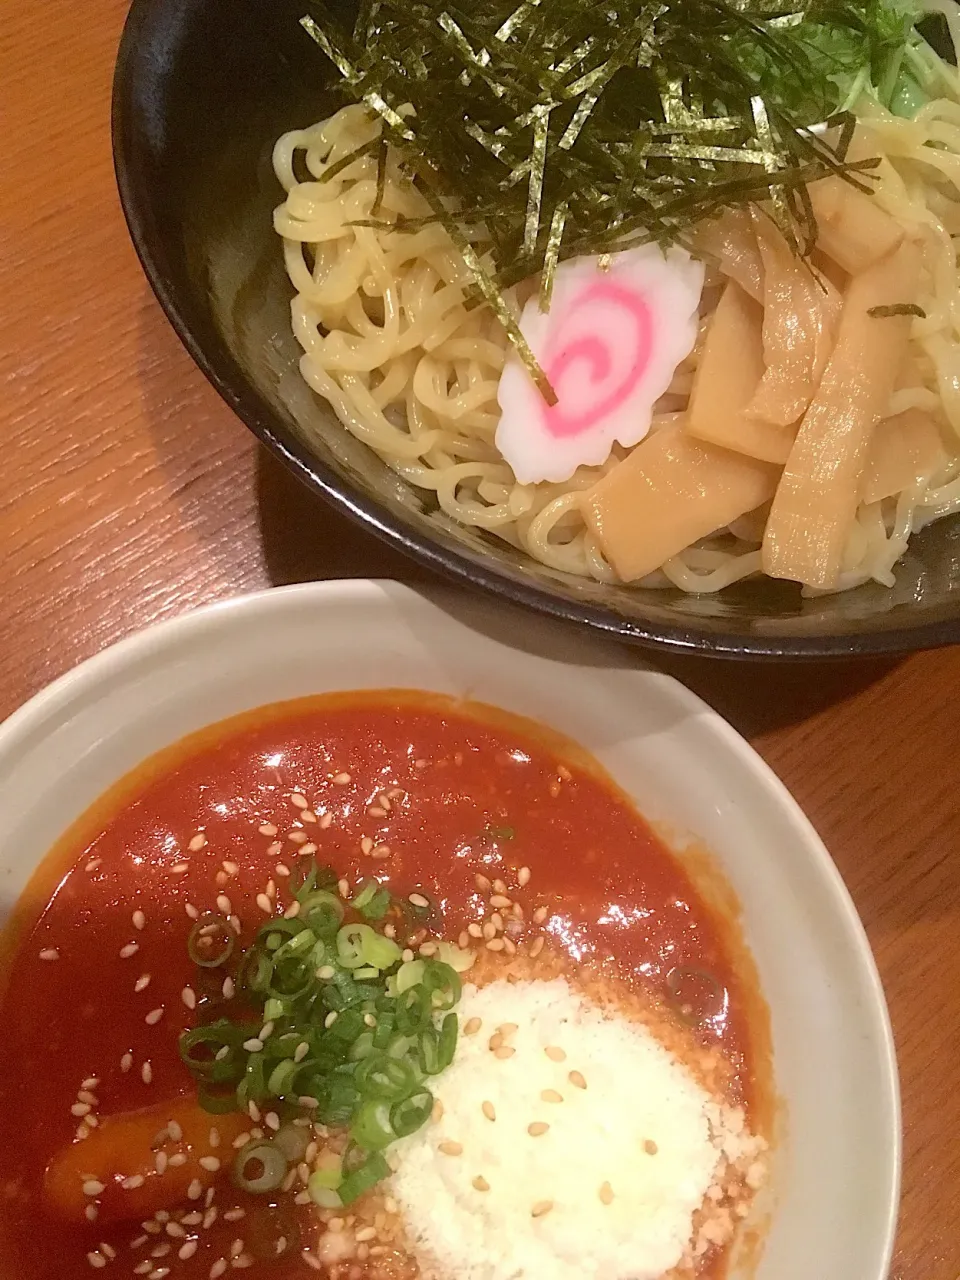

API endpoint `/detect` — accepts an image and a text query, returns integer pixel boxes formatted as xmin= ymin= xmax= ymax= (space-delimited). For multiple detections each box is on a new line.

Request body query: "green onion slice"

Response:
xmin=187 ymin=914 xmax=236 ymax=968
xmin=233 ymin=1142 xmax=288 ymax=1194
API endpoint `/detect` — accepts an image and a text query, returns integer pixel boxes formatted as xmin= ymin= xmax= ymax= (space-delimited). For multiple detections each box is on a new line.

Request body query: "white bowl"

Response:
xmin=0 ymin=579 xmax=898 ymax=1279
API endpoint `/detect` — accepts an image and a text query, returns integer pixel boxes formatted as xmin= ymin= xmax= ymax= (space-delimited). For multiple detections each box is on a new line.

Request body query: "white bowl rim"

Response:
xmin=0 ymin=578 xmax=901 ymax=1275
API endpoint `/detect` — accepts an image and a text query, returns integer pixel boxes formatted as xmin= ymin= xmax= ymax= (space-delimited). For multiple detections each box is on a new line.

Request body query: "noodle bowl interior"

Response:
xmin=0 ymin=691 xmax=770 ymax=1280
xmin=272 ymin=7 xmax=960 ymax=598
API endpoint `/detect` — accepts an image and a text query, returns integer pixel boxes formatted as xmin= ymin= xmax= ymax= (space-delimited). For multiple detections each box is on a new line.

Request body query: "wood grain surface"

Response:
xmin=1 ymin=3 xmax=958 ymax=1276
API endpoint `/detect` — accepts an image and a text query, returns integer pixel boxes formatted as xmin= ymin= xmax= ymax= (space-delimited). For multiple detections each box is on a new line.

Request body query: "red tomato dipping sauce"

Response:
xmin=0 ymin=692 xmax=771 ymax=1280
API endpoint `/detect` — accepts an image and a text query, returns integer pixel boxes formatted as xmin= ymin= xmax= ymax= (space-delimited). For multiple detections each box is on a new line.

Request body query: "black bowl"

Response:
xmin=112 ymin=0 xmax=960 ymax=658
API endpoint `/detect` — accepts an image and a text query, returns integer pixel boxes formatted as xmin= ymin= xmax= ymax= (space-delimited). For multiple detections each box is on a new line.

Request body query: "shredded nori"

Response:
xmin=868 ymin=302 xmax=927 ymax=318
xmin=299 ymin=0 xmax=918 ymax=388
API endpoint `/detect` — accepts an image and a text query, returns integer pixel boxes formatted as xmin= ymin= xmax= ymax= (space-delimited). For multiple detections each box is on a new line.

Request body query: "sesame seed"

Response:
xmin=493 ymin=1046 xmax=515 ymax=1060
xmin=187 ymin=1180 xmax=203 ymax=1200
xmin=189 ymin=833 xmax=207 ymax=851
xmin=223 ymin=1209 xmax=246 ymax=1222
xmin=531 ymin=1200 xmax=554 ymax=1218
xmin=458 ymin=931 xmax=469 ymax=948
xmin=85 ymin=858 xmax=101 ymax=873
xmin=72 ymin=1103 xmax=92 ymax=1117
xmin=266 ymin=841 xmax=282 ymax=856
xmin=145 ymin=1007 xmax=164 ymax=1026
xmin=324 ymin=1012 xmax=337 ymax=1029
xmin=371 ymin=844 xmax=391 ymax=859
xmin=230 ymin=1240 xmax=245 ymax=1258
xmin=199 ymin=1156 xmax=221 ymax=1172
xmin=504 ymin=937 xmax=517 ymax=955
xmin=179 ymin=1242 xmax=199 ymax=1261
xmin=302 ymin=811 xmax=317 ymax=824
xmin=290 ymin=793 xmax=308 ymax=809
xmin=122 ymin=1175 xmax=146 ymax=1190
xmin=222 ymin=976 xmax=235 ymax=999
xmin=181 ymin=986 xmax=197 ymax=1010
xmin=258 ymin=823 xmax=277 ymax=836
xmin=338 ymin=879 xmax=350 ymax=899
xmin=472 ymin=1175 xmax=490 ymax=1192
xmin=38 ymin=948 xmax=60 ymax=961
xmin=529 ymin=937 xmax=545 ymax=958
xmin=203 ymin=1208 xmax=218 ymax=1229
xmin=166 ymin=1120 xmax=183 ymax=1142
xmin=491 ymin=912 xmax=504 ymax=932
xmin=302 ymin=1255 xmax=322 ymax=1273
xmin=142 ymin=1061 xmax=153 ymax=1084
xmin=438 ymin=1141 xmax=462 ymax=1156
xmin=150 ymin=1270 xmax=171 ymax=1279
xmin=283 ymin=901 xmax=300 ymax=920
xmin=134 ymin=1264 xmax=152 ymax=1276
xmin=369 ymin=806 xmax=385 ymax=818
xmin=419 ymin=941 xmax=437 ymax=957
xmin=467 ymin=923 xmax=483 ymax=939
xmin=243 ymin=1038 xmax=263 ymax=1053
xmin=216 ymin=895 xmax=232 ymax=915
xmin=319 ymin=812 xmax=333 ymax=829
xmin=259 ymin=1021 xmax=275 ymax=1040
xmin=131 ymin=1235 xmax=148 ymax=1248
xmin=489 ymin=895 xmax=512 ymax=909
xmin=155 ymin=1152 xmax=168 ymax=1175
xmin=533 ymin=906 xmax=548 ymax=924
xmin=120 ymin=943 xmax=139 ymax=959
xmin=185 ymin=903 xmax=199 ymax=920
xmin=87 ymin=1254 xmax=107 ymax=1270
xmin=464 ymin=1017 xmax=482 ymax=1035
xmin=135 ymin=974 xmax=152 ymax=993
xmin=210 ymin=1263 xmax=227 ymax=1280
xmin=401 ymin=948 xmax=414 ymax=963
xmin=265 ymin=1112 xmax=281 ymax=1132
xmin=82 ymin=1179 xmax=105 ymax=1198
xmin=485 ymin=939 xmax=505 ymax=952
xmin=121 ymin=1053 xmax=133 ymax=1073
xmin=481 ymin=1101 xmax=496 ymax=1121
xmin=360 ymin=837 xmax=374 ymax=855
xmin=528 ymin=1122 xmax=550 ymax=1137
xmin=363 ymin=1013 xmax=376 ymax=1027
xmin=333 ymin=772 xmax=351 ymax=785
xmin=85 ymin=1205 xmax=98 ymax=1222
xmin=432 ymin=1099 xmax=444 ymax=1123
xmin=171 ymin=862 xmax=189 ymax=875
xmin=541 ymin=1089 xmax=563 ymax=1103
xmin=355 ymin=1227 xmax=376 ymax=1243
xmin=209 ymin=1127 xmax=221 ymax=1148
xmin=475 ymin=874 xmax=491 ymax=892
xmin=599 ymin=1181 xmax=614 ymax=1204
xmin=644 ymin=1139 xmax=659 ymax=1155
xmin=518 ymin=865 xmax=531 ymax=886
xmin=256 ymin=893 xmax=273 ymax=915
xmin=168 ymin=1154 xmax=187 ymax=1167
xmin=498 ymin=1022 xmax=518 ymax=1037
xmin=288 ymin=831 xmax=308 ymax=845
xmin=223 ymin=860 xmax=239 ymax=876
xmin=545 ymin=1045 xmax=566 ymax=1062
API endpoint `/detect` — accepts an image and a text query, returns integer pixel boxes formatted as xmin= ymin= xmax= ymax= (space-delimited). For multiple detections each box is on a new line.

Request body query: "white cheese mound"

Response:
xmin=391 ymin=978 xmax=729 ymax=1280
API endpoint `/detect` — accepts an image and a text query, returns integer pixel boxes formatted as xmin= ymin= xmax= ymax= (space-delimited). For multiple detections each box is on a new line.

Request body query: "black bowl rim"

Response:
xmin=110 ymin=0 xmax=960 ymax=661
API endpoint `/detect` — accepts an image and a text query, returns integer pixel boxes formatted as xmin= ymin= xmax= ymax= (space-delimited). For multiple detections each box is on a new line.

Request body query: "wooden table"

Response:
xmin=2 ymin=3 xmax=958 ymax=1275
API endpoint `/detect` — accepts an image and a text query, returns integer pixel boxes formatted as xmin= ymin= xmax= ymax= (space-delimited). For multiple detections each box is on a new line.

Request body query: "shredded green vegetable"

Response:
xmin=298 ymin=0 xmax=934 ymax=389
xmin=178 ymin=860 xmax=471 ymax=1204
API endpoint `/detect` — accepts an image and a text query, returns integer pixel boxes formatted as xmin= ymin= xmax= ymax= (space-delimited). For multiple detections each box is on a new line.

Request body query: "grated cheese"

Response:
xmin=391 ymin=978 xmax=744 ymax=1280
